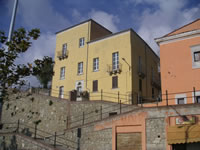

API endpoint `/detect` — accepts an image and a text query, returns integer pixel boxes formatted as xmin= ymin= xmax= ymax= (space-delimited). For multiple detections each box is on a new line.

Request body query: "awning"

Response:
xmin=167 ymin=125 xmax=200 ymax=145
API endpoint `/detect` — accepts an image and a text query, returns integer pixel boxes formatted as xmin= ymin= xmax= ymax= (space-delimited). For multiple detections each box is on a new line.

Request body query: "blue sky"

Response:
xmin=0 ymin=0 xmax=200 ymax=85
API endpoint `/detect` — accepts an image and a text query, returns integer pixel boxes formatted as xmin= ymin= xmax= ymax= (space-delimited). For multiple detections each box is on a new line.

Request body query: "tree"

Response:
xmin=32 ymin=56 xmax=54 ymax=89
xmin=0 ymin=28 xmax=40 ymax=106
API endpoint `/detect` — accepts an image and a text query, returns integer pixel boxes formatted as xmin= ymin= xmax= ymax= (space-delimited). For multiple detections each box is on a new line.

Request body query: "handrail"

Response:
xmin=0 ymin=121 xmax=77 ymax=149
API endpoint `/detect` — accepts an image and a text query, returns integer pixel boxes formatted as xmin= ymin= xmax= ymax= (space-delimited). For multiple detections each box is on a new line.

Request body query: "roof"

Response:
xmin=164 ymin=18 xmax=200 ymax=37
xmin=56 ymin=19 xmax=112 ymax=34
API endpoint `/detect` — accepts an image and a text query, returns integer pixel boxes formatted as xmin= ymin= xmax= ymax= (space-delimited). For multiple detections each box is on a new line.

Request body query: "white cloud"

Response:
xmin=16 ymin=33 xmax=56 ymax=87
xmin=17 ymin=33 xmax=55 ymax=64
xmin=17 ymin=0 xmax=71 ymax=32
xmin=72 ymin=9 xmax=87 ymax=22
xmin=89 ymin=10 xmax=119 ymax=33
xmin=127 ymin=0 xmax=200 ymax=55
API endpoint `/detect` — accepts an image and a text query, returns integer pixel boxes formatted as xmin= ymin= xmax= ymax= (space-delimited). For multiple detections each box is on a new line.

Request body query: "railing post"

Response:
xmin=54 ymin=132 xmax=57 ymax=147
xmin=101 ymin=89 xmax=103 ymax=101
xmin=193 ymin=87 xmax=196 ymax=103
xmin=100 ymin=106 xmax=102 ymax=120
xmin=118 ymin=91 xmax=120 ymax=104
xmin=34 ymin=124 xmax=37 ymax=139
xmin=120 ymin=100 xmax=122 ymax=114
xmin=82 ymin=112 xmax=85 ymax=125
xmin=166 ymin=90 xmax=168 ymax=106
xmin=77 ymin=128 xmax=81 ymax=150
xmin=141 ymin=97 xmax=143 ymax=107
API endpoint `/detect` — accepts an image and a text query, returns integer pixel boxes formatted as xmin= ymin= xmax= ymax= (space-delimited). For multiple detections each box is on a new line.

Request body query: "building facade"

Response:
xmin=51 ymin=19 xmax=160 ymax=103
xmin=155 ymin=19 xmax=200 ymax=105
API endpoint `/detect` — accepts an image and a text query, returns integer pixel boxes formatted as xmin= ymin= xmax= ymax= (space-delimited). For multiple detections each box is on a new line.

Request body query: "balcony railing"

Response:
xmin=57 ymin=50 xmax=69 ymax=60
xmin=138 ymin=64 xmax=145 ymax=78
xmin=107 ymin=63 xmax=122 ymax=75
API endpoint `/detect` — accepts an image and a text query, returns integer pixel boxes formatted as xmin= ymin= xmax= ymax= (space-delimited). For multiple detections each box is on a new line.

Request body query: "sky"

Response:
xmin=0 ymin=0 xmax=200 ymax=86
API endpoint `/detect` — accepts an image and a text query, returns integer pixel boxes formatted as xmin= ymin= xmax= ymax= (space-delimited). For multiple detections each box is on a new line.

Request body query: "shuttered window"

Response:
xmin=112 ymin=76 xmax=118 ymax=89
xmin=93 ymin=80 xmax=98 ymax=92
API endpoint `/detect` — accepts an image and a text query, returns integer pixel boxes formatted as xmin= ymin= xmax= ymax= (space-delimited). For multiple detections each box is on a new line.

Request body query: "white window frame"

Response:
xmin=112 ymin=52 xmax=119 ymax=70
xmin=192 ymin=91 xmax=200 ymax=103
xmin=93 ymin=58 xmax=99 ymax=72
xmin=60 ymin=67 xmax=65 ymax=80
xmin=175 ymin=93 xmax=187 ymax=104
xmin=79 ymin=37 xmax=85 ymax=47
xmin=190 ymin=44 xmax=200 ymax=69
xmin=59 ymin=86 xmax=64 ymax=98
xmin=78 ymin=62 xmax=83 ymax=75
xmin=62 ymin=43 xmax=67 ymax=56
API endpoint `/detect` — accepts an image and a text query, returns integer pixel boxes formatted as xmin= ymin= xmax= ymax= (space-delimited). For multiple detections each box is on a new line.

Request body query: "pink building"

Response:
xmin=155 ymin=19 xmax=200 ymax=105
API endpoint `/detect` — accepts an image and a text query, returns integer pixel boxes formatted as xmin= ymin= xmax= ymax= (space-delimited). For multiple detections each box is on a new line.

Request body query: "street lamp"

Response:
xmin=122 ymin=58 xmax=131 ymax=71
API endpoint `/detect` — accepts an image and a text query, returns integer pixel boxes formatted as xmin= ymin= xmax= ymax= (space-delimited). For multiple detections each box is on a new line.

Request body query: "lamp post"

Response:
xmin=122 ymin=58 xmax=131 ymax=71
xmin=8 ymin=0 xmax=19 ymax=42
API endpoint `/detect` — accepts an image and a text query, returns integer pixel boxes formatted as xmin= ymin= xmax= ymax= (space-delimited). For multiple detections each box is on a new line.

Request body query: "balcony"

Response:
xmin=138 ymin=64 xmax=145 ymax=78
xmin=107 ymin=63 xmax=122 ymax=75
xmin=57 ymin=50 xmax=69 ymax=60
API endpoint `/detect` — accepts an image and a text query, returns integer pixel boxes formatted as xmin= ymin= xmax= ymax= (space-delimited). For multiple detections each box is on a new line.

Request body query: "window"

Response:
xmin=177 ymin=98 xmax=185 ymax=104
xmin=78 ymin=62 xmax=83 ymax=75
xmin=60 ymin=67 xmax=65 ymax=80
xmin=139 ymin=79 xmax=142 ymax=92
xmin=93 ymin=58 xmax=99 ymax=71
xmin=191 ymin=45 xmax=200 ymax=69
xmin=112 ymin=76 xmax=118 ymax=89
xmin=62 ymin=43 xmax=67 ymax=56
xmin=152 ymin=88 xmax=154 ymax=98
xmin=175 ymin=94 xmax=187 ymax=104
xmin=196 ymin=96 xmax=200 ymax=103
xmin=93 ymin=80 xmax=98 ymax=92
xmin=59 ymin=86 xmax=64 ymax=98
xmin=194 ymin=51 xmax=200 ymax=62
xmin=79 ymin=37 xmax=85 ymax=47
xmin=112 ymin=52 xmax=119 ymax=70
xmin=192 ymin=91 xmax=200 ymax=103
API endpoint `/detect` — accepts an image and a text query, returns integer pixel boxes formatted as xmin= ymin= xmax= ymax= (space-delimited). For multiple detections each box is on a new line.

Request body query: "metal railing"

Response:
xmin=0 ymin=121 xmax=77 ymax=149
xmin=107 ymin=63 xmax=122 ymax=75
xmin=57 ymin=50 xmax=69 ymax=60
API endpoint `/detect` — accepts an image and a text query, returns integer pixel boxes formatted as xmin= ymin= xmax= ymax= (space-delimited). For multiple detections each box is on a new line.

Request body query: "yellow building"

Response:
xmin=51 ymin=19 xmax=160 ymax=104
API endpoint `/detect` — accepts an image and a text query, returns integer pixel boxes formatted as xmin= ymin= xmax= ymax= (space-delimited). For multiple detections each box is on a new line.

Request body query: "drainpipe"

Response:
xmin=85 ymin=21 xmax=90 ymax=90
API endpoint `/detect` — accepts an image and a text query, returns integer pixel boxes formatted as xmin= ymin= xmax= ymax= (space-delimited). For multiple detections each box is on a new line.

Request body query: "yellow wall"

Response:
xmin=130 ymin=31 xmax=160 ymax=101
xmin=87 ymin=31 xmax=132 ymax=103
xmin=52 ymin=21 xmax=91 ymax=98
xmin=51 ymin=20 xmax=160 ymax=103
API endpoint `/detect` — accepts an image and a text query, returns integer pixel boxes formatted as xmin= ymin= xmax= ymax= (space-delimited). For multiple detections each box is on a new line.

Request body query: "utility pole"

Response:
xmin=8 ymin=0 xmax=19 ymax=42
